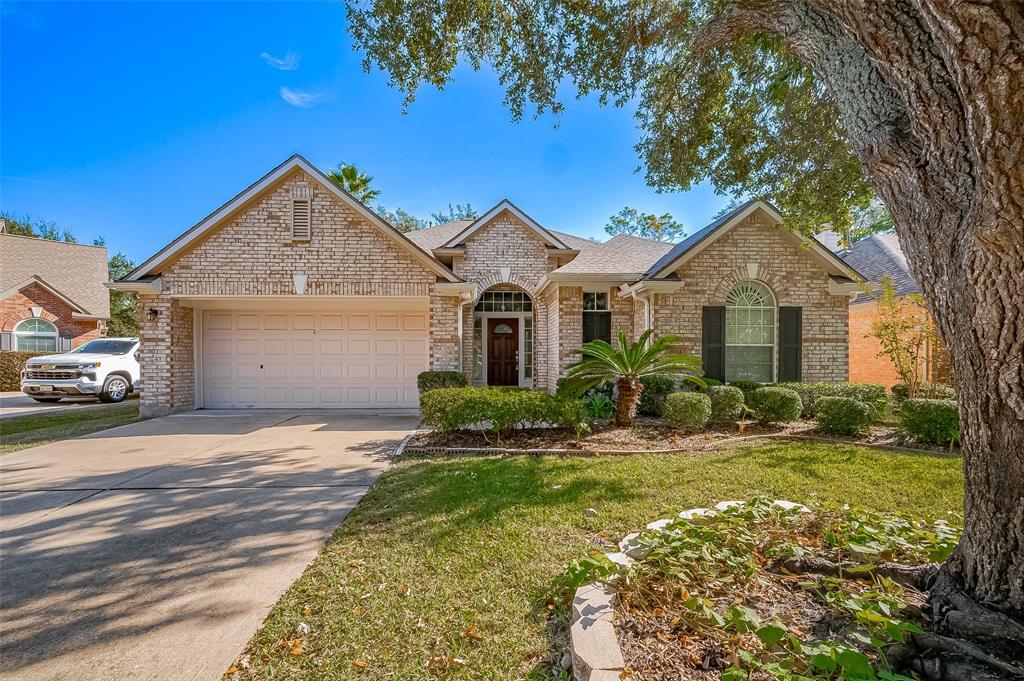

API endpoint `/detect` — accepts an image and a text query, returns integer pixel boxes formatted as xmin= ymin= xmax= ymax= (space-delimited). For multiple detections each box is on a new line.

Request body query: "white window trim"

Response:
xmin=724 ymin=280 xmax=778 ymax=383
xmin=13 ymin=318 xmax=59 ymax=352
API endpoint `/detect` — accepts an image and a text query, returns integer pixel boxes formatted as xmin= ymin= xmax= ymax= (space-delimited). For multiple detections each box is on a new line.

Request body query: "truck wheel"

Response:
xmin=99 ymin=375 xmax=130 ymax=403
xmin=31 ymin=397 xmax=62 ymax=403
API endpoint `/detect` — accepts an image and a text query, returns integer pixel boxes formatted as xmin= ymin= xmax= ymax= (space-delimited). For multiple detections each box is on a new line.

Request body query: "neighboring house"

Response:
xmin=113 ymin=154 xmax=862 ymax=417
xmin=0 ymin=234 xmax=110 ymax=352
xmin=842 ymin=233 xmax=946 ymax=388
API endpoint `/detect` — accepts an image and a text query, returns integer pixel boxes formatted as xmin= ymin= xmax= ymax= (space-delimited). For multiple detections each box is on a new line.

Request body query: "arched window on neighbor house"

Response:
xmin=725 ymin=280 xmax=775 ymax=383
xmin=14 ymin=318 xmax=59 ymax=352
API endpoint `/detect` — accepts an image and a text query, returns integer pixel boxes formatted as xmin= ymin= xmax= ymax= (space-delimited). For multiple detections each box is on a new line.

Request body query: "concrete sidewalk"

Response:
xmin=0 ymin=410 xmax=416 ymax=681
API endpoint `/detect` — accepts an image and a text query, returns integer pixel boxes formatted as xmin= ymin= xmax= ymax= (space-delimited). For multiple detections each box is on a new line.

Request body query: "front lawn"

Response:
xmin=0 ymin=402 xmax=140 ymax=454
xmin=230 ymin=442 xmax=962 ymax=680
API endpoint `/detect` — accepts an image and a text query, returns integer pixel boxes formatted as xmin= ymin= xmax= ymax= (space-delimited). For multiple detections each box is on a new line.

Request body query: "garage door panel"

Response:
xmin=203 ymin=308 xmax=427 ymax=408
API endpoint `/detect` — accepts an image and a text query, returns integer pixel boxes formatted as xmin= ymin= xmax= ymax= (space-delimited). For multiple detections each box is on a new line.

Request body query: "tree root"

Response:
xmin=769 ymin=555 xmax=938 ymax=590
xmin=770 ymin=557 xmax=1024 ymax=677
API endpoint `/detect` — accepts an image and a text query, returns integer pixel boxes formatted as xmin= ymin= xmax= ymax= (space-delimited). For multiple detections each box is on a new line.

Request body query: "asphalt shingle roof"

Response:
xmin=550 ymin=234 xmax=673 ymax=275
xmin=841 ymin=233 xmax=919 ymax=302
xmin=643 ymin=199 xmax=758 ymax=278
xmin=0 ymin=234 xmax=110 ymax=317
xmin=404 ymin=220 xmax=601 ymax=253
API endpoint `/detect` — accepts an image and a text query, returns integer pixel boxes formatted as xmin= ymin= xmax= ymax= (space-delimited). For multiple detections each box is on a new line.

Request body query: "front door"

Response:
xmin=487 ymin=318 xmax=519 ymax=386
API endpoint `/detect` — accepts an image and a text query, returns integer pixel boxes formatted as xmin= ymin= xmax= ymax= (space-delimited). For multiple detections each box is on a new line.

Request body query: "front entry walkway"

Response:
xmin=0 ymin=410 xmax=417 ymax=681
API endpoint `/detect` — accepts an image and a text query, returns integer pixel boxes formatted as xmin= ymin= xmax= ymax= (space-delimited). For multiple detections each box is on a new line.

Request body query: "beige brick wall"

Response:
xmin=653 ymin=209 xmax=849 ymax=382
xmin=138 ymin=169 xmax=450 ymax=414
xmin=610 ymin=287 xmax=634 ymax=342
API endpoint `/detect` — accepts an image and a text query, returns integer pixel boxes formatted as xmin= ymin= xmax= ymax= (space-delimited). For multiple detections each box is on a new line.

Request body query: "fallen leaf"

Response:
xmin=461 ymin=624 xmax=484 ymax=642
xmin=354 ymin=659 xmax=368 ymax=669
xmin=226 ymin=667 xmax=239 ymax=674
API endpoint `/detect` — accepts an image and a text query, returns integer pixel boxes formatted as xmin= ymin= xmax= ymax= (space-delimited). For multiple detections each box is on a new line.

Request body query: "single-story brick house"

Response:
xmin=0 ymin=233 xmax=109 ymax=352
xmin=843 ymin=233 xmax=948 ymax=388
xmin=113 ymin=154 xmax=863 ymax=417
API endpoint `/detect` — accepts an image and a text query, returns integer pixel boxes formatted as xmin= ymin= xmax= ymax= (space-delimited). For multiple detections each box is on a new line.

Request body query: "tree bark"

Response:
xmin=616 ymin=378 xmax=642 ymax=427
xmin=707 ymin=0 xmax=1024 ymax=616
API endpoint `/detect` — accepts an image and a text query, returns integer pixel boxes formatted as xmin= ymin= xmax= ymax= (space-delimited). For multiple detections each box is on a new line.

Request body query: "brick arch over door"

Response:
xmin=470 ymin=272 xmax=545 ymax=303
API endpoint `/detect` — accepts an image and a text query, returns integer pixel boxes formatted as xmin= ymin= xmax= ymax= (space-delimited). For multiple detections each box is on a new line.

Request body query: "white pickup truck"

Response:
xmin=21 ymin=337 xmax=140 ymax=404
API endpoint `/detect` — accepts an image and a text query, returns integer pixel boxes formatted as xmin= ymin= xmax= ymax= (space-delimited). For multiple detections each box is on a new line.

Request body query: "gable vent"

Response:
xmin=291 ymin=183 xmax=311 ymax=241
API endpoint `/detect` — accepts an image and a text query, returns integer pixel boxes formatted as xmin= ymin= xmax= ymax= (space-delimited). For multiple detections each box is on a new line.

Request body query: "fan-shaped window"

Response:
xmin=493 ymin=323 xmax=514 ymax=334
xmin=14 ymin=318 xmax=58 ymax=352
xmin=725 ymin=281 xmax=775 ymax=382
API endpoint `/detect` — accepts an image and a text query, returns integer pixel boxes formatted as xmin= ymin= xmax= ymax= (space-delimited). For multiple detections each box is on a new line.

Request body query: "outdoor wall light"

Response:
xmin=147 ymin=308 xmax=161 ymax=321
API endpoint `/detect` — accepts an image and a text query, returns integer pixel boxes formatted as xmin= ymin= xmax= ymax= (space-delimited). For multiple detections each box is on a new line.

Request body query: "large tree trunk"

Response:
xmin=700 ymin=0 xmax=1024 ymax=618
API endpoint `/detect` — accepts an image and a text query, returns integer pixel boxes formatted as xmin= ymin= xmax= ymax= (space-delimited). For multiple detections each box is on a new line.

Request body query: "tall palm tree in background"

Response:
xmin=326 ymin=163 xmax=380 ymax=204
xmin=560 ymin=330 xmax=703 ymax=426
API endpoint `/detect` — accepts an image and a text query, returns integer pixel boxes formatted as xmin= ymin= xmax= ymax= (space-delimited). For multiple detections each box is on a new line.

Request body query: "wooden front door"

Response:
xmin=487 ymin=318 xmax=519 ymax=386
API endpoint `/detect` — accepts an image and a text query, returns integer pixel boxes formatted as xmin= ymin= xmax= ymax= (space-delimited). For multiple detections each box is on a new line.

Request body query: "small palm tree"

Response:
xmin=561 ymin=330 xmax=703 ymax=426
xmin=326 ymin=163 xmax=381 ymax=204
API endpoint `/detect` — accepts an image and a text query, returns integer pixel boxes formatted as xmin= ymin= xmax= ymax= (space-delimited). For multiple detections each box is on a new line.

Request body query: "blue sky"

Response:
xmin=1 ymin=0 xmax=730 ymax=263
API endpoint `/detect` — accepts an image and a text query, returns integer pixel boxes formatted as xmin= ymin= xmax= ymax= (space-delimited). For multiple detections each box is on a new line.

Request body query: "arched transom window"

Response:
xmin=725 ymin=280 xmax=775 ymax=382
xmin=14 ymin=318 xmax=59 ymax=352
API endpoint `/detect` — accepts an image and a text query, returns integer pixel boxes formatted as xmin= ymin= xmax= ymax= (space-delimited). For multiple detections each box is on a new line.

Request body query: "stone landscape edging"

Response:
xmin=568 ymin=499 xmax=811 ymax=681
xmin=402 ymin=432 xmax=951 ymax=459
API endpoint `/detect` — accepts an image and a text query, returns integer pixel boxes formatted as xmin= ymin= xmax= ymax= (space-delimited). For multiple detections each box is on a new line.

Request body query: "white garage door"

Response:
xmin=201 ymin=308 xmax=428 ymax=408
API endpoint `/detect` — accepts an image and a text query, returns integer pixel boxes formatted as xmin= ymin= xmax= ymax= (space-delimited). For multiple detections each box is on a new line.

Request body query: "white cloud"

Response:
xmin=279 ymin=87 xmax=333 ymax=108
xmin=260 ymin=50 xmax=300 ymax=71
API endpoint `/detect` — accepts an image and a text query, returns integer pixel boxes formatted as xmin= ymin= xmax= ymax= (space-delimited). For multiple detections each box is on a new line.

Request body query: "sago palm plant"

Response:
xmin=560 ymin=330 xmax=704 ymax=426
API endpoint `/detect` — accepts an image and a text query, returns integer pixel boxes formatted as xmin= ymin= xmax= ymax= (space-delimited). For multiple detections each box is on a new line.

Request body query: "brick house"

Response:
xmin=113 ymin=154 xmax=863 ymax=417
xmin=0 ymin=234 xmax=109 ymax=352
xmin=842 ymin=233 xmax=947 ymax=388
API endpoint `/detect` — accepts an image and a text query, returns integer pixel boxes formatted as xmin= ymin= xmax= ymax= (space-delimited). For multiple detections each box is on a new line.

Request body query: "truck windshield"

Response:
xmin=71 ymin=340 xmax=137 ymax=355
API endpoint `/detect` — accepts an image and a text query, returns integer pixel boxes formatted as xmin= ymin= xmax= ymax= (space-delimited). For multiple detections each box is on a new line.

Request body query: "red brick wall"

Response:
xmin=0 ymin=283 xmax=102 ymax=349
xmin=848 ymin=300 xmax=945 ymax=389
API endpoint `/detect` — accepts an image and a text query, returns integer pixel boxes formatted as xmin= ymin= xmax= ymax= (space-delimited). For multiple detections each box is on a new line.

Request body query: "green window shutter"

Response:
xmin=702 ymin=306 xmax=725 ymax=382
xmin=778 ymin=306 xmax=802 ymax=382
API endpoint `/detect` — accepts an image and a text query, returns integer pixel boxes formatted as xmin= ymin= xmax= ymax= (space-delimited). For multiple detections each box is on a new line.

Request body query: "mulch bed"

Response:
xmin=407 ymin=419 xmax=958 ymax=455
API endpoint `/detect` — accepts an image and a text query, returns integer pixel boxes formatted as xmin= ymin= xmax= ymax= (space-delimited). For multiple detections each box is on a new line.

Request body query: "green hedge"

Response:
xmin=663 ymin=392 xmax=711 ymax=431
xmin=778 ymin=381 xmax=888 ymax=420
xmin=900 ymin=398 xmax=959 ymax=445
xmin=708 ymin=385 xmax=745 ymax=424
xmin=748 ymin=386 xmax=802 ymax=424
xmin=417 ymin=370 xmax=468 ymax=392
xmin=815 ymin=396 xmax=874 ymax=436
xmin=0 ymin=351 xmax=44 ymax=391
xmin=420 ymin=387 xmax=590 ymax=438
xmin=727 ymin=380 xmax=765 ymax=402
xmin=891 ymin=382 xmax=956 ymax=402
xmin=638 ymin=375 xmax=676 ymax=416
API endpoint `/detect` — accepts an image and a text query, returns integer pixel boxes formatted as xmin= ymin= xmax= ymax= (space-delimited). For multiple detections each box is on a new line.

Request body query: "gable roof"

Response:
xmin=842 ymin=233 xmax=918 ymax=302
xmin=0 ymin=234 xmax=110 ymax=317
xmin=439 ymin=199 xmax=572 ymax=250
xmin=549 ymin=234 xmax=673 ymax=278
xmin=122 ymin=154 xmax=460 ymax=283
xmin=644 ymin=199 xmax=863 ymax=281
xmin=406 ymin=219 xmax=600 ymax=254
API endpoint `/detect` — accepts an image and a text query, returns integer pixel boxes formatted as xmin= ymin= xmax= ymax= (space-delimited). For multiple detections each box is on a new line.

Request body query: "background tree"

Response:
xmin=325 ymin=163 xmax=380 ymax=204
xmin=342 ymin=0 xmax=1024 ymax=670
xmin=1 ymin=212 xmax=76 ymax=242
xmin=429 ymin=202 xmax=477 ymax=224
xmin=376 ymin=207 xmax=428 ymax=232
xmin=847 ymin=198 xmax=895 ymax=247
xmin=868 ymin=276 xmax=937 ymax=398
xmin=605 ymin=206 xmax=685 ymax=242
xmin=106 ymin=253 xmax=139 ymax=337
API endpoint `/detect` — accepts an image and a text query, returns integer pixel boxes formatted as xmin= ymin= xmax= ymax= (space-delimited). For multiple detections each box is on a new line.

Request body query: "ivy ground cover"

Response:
xmin=228 ymin=442 xmax=961 ymax=680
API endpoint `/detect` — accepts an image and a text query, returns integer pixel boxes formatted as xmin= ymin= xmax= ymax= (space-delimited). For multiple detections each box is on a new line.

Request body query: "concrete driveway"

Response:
xmin=0 ymin=410 xmax=417 ymax=681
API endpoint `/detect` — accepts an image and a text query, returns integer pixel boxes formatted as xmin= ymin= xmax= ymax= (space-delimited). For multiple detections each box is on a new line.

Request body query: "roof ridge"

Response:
xmin=0 ymin=233 xmax=108 ymax=250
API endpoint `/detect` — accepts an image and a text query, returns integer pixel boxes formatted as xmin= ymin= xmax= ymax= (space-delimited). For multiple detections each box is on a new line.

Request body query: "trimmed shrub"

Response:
xmin=417 ymin=370 xmax=468 ymax=393
xmin=728 ymin=380 xmax=765 ymax=402
xmin=892 ymin=382 xmax=956 ymax=403
xmin=638 ymin=375 xmax=677 ymax=416
xmin=0 ymin=351 xmax=44 ymax=391
xmin=708 ymin=385 xmax=745 ymax=424
xmin=815 ymin=396 xmax=874 ymax=436
xmin=900 ymin=398 xmax=959 ymax=445
xmin=663 ymin=392 xmax=712 ymax=431
xmin=419 ymin=387 xmax=592 ymax=438
xmin=700 ymin=377 xmax=723 ymax=389
xmin=748 ymin=387 xmax=802 ymax=424
xmin=778 ymin=381 xmax=888 ymax=420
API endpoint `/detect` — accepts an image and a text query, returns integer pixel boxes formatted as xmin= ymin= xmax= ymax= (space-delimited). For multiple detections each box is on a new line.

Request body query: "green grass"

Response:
xmin=0 ymin=402 xmax=140 ymax=454
xmin=233 ymin=441 xmax=962 ymax=681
